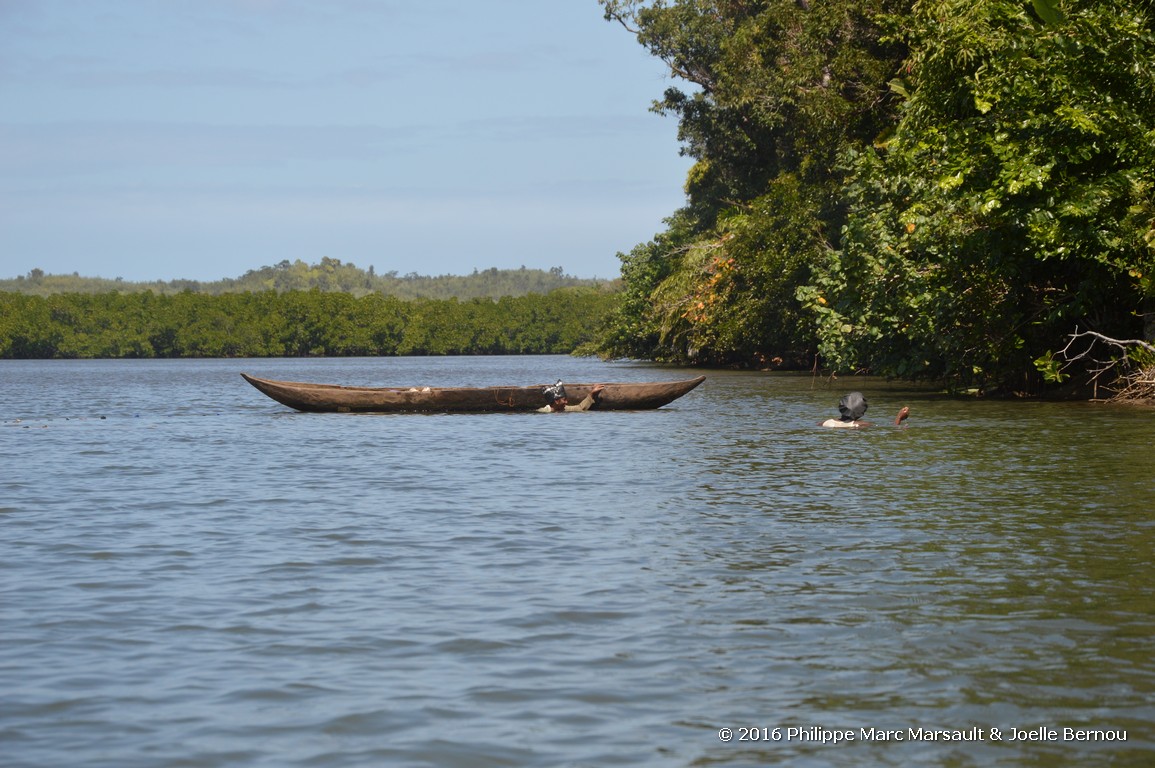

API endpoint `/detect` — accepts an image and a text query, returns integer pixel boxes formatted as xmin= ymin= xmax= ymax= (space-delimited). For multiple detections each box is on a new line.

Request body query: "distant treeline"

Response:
xmin=2 ymin=259 xmax=619 ymax=300
xmin=0 ymin=289 xmax=618 ymax=359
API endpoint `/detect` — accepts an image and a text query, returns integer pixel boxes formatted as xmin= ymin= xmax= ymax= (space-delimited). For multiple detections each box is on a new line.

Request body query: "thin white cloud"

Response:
xmin=0 ymin=122 xmax=428 ymax=178
xmin=0 ymin=112 xmax=670 ymax=178
xmin=6 ymin=56 xmax=296 ymax=89
xmin=5 ymin=44 xmax=585 ymax=92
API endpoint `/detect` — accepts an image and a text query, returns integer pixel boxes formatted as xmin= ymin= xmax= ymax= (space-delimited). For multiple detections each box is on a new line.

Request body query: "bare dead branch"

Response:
xmin=1066 ymin=329 xmax=1155 ymax=355
xmin=1057 ymin=328 xmax=1155 ymax=403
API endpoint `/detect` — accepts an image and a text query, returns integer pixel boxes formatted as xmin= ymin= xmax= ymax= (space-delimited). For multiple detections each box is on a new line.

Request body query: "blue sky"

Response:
xmin=0 ymin=0 xmax=691 ymax=282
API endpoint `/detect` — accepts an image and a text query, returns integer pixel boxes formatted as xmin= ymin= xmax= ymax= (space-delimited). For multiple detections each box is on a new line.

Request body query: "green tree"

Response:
xmin=801 ymin=0 xmax=1155 ymax=390
xmin=644 ymin=176 xmax=825 ymax=364
xmin=598 ymin=0 xmax=909 ymax=364
xmin=0 ymin=288 xmax=616 ymax=359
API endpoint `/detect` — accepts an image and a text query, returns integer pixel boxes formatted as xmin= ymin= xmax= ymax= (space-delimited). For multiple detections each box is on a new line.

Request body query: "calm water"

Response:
xmin=2 ymin=356 xmax=1153 ymax=768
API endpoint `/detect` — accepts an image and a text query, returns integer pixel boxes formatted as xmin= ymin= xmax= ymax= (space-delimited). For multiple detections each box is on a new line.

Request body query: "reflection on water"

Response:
xmin=1 ymin=357 xmax=1153 ymax=767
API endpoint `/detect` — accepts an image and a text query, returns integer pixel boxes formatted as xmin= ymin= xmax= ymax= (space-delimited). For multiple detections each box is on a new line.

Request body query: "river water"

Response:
xmin=2 ymin=356 xmax=1153 ymax=767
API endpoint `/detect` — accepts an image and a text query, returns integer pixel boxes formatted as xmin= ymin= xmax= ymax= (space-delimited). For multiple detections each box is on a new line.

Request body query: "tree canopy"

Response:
xmin=599 ymin=0 xmax=1155 ymax=394
xmin=0 ymin=289 xmax=617 ymax=359
xmin=1 ymin=260 xmax=617 ymax=300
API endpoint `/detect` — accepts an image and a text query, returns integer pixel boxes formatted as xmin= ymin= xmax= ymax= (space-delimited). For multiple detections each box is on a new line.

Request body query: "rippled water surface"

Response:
xmin=2 ymin=357 xmax=1153 ymax=767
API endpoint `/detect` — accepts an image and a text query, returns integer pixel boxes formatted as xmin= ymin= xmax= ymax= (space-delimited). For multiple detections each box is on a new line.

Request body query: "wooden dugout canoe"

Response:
xmin=240 ymin=373 xmax=706 ymax=413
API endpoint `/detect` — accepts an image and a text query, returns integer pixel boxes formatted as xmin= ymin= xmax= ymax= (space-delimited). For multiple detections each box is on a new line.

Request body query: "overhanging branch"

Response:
xmin=1058 ymin=328 xmax=1155 ymax=402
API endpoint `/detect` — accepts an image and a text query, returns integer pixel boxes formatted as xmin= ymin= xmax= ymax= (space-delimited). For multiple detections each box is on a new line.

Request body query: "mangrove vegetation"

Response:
xmin=2 ymin=261 xmax=616 ymax=300
xmin=0 ymin=288 xmax=617 ymax=359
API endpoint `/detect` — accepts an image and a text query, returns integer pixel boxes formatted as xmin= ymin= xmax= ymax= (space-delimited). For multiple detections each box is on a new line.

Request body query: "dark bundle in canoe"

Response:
xmin=240 ymin=374 xmax=705 ymax=413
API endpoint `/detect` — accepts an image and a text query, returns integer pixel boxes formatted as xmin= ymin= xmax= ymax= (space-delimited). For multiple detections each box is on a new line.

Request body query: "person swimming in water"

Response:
xmin=820 ymin=392 xmax=910 ymax=428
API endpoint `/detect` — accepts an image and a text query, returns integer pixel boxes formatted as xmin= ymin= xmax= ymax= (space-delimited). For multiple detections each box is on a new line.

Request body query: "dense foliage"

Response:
xmin=0 ymin=289 xmax=617 ymax=359
xmin=599 ymin=0 xmax=1155 ymax=393
xmin=804 ymin=0 xmax=1155 ymax=390
xmin=598 ymin=0 xmax=909 ymax=367
xmin=2 ymin=260 xmax=617 ymax=300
